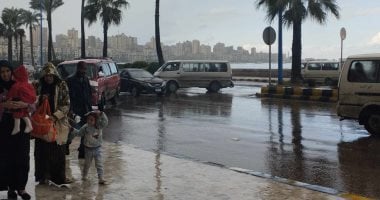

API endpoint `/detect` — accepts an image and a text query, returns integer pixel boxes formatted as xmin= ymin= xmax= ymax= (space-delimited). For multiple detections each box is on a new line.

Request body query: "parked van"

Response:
xmin=153 ymin=60 xmax=234 ymax=93
xmin=301 ymin=60 xmax=340 ymax=86
xmin=57 ymin=57 xmax=120 ymax=110
xmin=337 ymin=53 xmax=380 ymax=136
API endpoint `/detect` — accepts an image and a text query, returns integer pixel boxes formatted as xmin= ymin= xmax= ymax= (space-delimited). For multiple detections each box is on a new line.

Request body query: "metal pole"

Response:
xmin=40 ymin=0 xmax=43 ymax=66
xmin=269 ymin=44 xmax=272 ymax=85
xmin=278 ymin=9 xmax=283 ymax=84
xmin=340 ymin=39 xmax=343 ymax=66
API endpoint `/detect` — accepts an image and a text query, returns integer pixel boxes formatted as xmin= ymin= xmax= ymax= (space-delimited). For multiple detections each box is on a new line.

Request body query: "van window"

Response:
xmin=109 ymin=62 xmax=118 ymax=74
xmin=183 ymin=63 xmax=199 ymax=72
xmin=322 ymin=63 xmax=339 ymax=70
xmin=216 ymin=63 xmax=228 ymax=72
xmin=163 ymin=62 xmax=180 ymax=71
xmin=100 ymin=63 xmax=111 ymax=76
xmin=307 ymin=63 xmax=321 ymax=70
xmin=348 ymin=61 xmax=379 ymax=83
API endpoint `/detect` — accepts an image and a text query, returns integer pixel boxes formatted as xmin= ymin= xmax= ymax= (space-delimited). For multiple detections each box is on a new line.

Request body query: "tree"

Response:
xmin=1 ymin=7 xmax=24 ymax=63
xmin=85 ymin=0 xmax=129 ymax=57
xmin=257 ymin=0 xmax=339 ymax=83
xmin=30 ymin=0 xmax=64 ymax=62
xmin=81 ymin=0 xmax=86 ymax=58
xmin=22 ymin=10 xmax=40 ymax=66
xmin=16 ymin=29 xmax=25 ymax=64
xmin=155 ymin=0 xmax=164 ymax=66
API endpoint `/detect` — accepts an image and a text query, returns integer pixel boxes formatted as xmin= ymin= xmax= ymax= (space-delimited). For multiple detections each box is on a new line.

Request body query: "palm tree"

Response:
xmin=22 ymin=10 xmax=40 ymax=66
xmin=1 ymin=7 xmax=24 ymax=63
xmin=85 ymin=0 xmax=129 ymax=57
xmin=257 ymin=0 xmax=340 ymax=83
xmin=81 ymin=0 xmax=86 ymax=58
xmin=30 ymin=0 xmax=64 ymax=62
xmin=16 ymin=29 xmax=26 ymax=64
xmin=155 ymin=0 xmax=164 ymax=66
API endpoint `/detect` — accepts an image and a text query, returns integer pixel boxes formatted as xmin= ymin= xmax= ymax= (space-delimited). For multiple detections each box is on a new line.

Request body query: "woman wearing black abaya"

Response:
xmin=0 ymin=60 xmax=32 ymax=200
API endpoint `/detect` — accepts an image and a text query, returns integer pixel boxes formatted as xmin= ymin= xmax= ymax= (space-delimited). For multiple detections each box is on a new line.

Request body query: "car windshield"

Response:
xmin=129 ymin=70 xmax=153 ymax=78
xmin=57 ymin=63 xmax=94 ymax=79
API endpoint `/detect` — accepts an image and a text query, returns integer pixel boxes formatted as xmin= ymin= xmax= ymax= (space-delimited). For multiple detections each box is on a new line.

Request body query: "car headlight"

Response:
xmin=161 ymin=81 xmax=166 ymax=87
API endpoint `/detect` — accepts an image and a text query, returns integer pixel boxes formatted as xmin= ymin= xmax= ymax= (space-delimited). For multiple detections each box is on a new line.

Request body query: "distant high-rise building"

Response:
xmin=251 ymin=47 xmax=256 ymax=55
xmin=88 ymin=36 xmax=97 ymax=49
xmin=55 ymin=34 xmax=68 ymax=48
xmin=200 ymin=44 xmax=211 ymax=56
xmin=32 ymin=26 xmax=48 ymax=47
xmin=213 ymin=42 xmax=225 ymax=55
xmin=192 ymin=40 xmax=200 ymax=54
xmin=67 ymin=28 xmax=79 ymax=48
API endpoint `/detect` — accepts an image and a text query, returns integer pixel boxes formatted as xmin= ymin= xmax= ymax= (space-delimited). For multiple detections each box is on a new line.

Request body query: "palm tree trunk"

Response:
xmin=291 ymin=20 xmax=302 ymax=83
xmin=81 ymin=0 xmax=86 ymax=58
xmin=15 ymin=35 xmax=19 ymax=62
xmin=47 ymin=9 xmax=53 ymax=61
xmin=30 ymin=26 xmax=35 ymax=66
xmin=7 ymin=35 xmax=12 ymax=62
xmin=155 ymin=0 xmax=164 ymax=66
xmin=103 ymin=23 xmax=108 ymax=57
xmin=20 ymin=35 xmax=23 ymax=64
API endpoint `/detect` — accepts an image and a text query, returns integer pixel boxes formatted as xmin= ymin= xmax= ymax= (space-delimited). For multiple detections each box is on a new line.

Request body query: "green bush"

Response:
xmin=146 ymin=62 xmax=160 ymax=74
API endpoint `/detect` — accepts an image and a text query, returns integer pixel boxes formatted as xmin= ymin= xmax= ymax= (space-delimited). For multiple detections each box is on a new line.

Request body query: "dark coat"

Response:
xmin=66 ymin=73 xmax=92 ymax=117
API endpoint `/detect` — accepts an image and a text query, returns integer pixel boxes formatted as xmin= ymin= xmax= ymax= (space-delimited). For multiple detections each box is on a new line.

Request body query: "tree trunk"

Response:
xmin=30 ymin=26 xmax=35 ymax=66
xmin=103 ymin=23 xmax=108 ymax=57
xmin=15 ymin=35 xmax=19 ymax=62
xmin=47 ymin=9 xmax=53 ymax=61
xmin=291 ymin=20 xmax=302 ymax=83
xmin=20 ymin=35 xmax=23 ymax=64
xmin=155 ymin=0 xmax=164 ymax=66
xmin=81 ymin=0 xmax=86 ymax=58
xmin=7 ymin=35 xmax=12 ymax=63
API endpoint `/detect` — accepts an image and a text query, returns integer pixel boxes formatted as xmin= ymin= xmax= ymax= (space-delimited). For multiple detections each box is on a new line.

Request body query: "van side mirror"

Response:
xmin=98 ymin=71 xmax=105 ymax=77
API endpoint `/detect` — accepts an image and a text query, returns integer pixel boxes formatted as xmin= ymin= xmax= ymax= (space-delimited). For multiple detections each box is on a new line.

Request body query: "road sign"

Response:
xmin=263 ymin=26 xmax=276 ymax=45
xmin=340 ymin=27 xmax=346 ymax=40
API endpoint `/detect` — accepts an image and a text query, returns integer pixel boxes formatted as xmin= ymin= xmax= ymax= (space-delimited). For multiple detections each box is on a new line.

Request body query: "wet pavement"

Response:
xmin=0 ymin=139 xmax=343 ymax=200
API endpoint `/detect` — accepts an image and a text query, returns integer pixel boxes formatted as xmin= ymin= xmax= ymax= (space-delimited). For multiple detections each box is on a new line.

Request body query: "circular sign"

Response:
xmin=340 ymin=27 xmax=346 ymax=40
xmin=263 ymin=26 xmax=276 ymax=45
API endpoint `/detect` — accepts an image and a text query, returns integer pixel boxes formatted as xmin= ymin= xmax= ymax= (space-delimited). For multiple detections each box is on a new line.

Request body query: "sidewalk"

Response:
xmin=0 ymin=139 xmax=354 ymax=200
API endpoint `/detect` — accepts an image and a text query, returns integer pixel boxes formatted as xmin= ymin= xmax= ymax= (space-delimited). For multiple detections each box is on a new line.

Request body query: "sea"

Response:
xmin=231 ymin=62 xmax=292 ymax=69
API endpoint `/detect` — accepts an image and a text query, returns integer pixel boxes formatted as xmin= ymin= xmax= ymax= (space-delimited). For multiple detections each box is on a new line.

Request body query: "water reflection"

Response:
xmin=154 ymin=101 xmax=165 ymax=200
xmin=338 ymin=136 xmax=380 ymax=198
xmin=263 ymin=100 xmax=336 ymax=189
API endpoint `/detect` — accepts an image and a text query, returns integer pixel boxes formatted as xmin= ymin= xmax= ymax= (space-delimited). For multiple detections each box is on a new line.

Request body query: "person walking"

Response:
xmin=0 ymin=60 xmax=33 ymax=200
xmin=34 ymin=62 xmax=72 ymax=185
xmin=67 ymin=61 xmax=93 ymax=159
xmin=72 ymin=110 xmax=109 ymax=184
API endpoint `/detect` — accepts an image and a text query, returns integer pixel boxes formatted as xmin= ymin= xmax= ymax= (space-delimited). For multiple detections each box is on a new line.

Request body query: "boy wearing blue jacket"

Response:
xmin=72 ymin=110 xmax=108 ymax=184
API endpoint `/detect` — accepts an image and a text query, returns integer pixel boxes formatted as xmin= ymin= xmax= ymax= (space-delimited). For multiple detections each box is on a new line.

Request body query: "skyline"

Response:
xmin=1 ymin=0 xmax=380 ymax=60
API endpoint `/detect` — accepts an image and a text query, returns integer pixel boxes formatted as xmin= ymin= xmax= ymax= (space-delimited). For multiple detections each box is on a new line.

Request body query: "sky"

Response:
xmin=1 ymin=0 xmax=380 ymax=60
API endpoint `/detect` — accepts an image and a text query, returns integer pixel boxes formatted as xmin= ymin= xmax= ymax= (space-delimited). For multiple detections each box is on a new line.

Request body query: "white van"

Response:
xmin=301 ymin=60 xmax=340 ymax=86
xmin=154 ymin=60 xmax=234 ymax=93
xmin=337 ymin=54 xmax=380 ymax=136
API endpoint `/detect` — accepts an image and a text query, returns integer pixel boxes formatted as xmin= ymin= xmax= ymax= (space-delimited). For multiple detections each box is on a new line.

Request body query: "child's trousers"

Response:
xmin=83 ymin=146 xmax=104 ymax=179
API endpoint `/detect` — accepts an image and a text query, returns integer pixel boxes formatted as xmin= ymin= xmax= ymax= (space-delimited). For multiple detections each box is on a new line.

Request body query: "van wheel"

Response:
xmin=207 ymin=81 xmax=221 ymax=93
xmin=364 ymin=111 xmax=380 ymax=136
xmin=98 ymin=94 xmax=106 ymax=111
xmin=166 ymin=81 xmax=178 ymax=94
xmin=131 ymin=86 xmax=140 ymax=97
xmin=324 ymin=78 xmax=333 ymax=86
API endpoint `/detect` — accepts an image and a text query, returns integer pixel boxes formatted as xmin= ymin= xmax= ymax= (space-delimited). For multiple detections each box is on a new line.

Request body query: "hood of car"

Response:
xmin=134 ymin=77 xmax=164 ymax=83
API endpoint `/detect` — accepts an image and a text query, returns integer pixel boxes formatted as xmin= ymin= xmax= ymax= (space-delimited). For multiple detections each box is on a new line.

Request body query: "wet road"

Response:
xmin=104 ymin=83 xmax=380 ymax=199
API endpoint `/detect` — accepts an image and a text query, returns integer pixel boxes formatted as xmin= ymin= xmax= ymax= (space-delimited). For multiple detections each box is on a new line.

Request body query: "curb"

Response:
xmin=229 ymin=167 xmax=373 ymax=200
xmin=258 ymin=85 xmax=338 ymax=102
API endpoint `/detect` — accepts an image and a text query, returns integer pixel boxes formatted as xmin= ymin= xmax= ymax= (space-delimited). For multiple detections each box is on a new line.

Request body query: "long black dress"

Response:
xmin=0 ymin=90 xmax=30 ymax=192
xmin=34 ymin=82 xmax=66 ymax=185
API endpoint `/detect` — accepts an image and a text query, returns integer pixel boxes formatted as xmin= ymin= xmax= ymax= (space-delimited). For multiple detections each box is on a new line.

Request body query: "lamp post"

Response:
xmin=40 ymin=0 xmax=43 ymax=66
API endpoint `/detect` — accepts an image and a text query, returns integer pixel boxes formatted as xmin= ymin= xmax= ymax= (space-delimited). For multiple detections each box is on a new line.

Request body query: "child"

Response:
xmin=6 ymin=65 xmax=37 ymax=135
xmin=71 ymin=110 xmax=109 ymax=184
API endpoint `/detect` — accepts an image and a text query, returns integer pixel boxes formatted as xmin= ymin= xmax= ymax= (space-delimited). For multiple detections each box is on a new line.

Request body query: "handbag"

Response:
xmin=31 ymin=98 xmax=57 ymax=142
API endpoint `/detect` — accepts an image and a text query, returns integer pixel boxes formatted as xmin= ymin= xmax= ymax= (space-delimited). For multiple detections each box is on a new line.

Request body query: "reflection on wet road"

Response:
xmin=105 ymin=85 xmax=380 ymax=199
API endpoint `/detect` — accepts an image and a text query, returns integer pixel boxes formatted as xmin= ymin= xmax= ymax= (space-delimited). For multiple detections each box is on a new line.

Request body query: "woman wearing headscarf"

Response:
xmin=0 ymin=60 xmax=33 ymax=200
xmin=34 ymin=62 xmax=71 ymax=185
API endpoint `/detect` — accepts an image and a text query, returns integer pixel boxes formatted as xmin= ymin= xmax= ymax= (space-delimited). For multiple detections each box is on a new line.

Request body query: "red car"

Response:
xmin=57 ymin=58 xmax=120 ymax=110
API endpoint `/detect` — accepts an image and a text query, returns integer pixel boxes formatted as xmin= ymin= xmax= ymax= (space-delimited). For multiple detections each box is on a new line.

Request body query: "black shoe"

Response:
xmin=7 ymin=190 xmax=17 ymax=199
xmin=17 ymin=191 xmax=31 ymax=200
